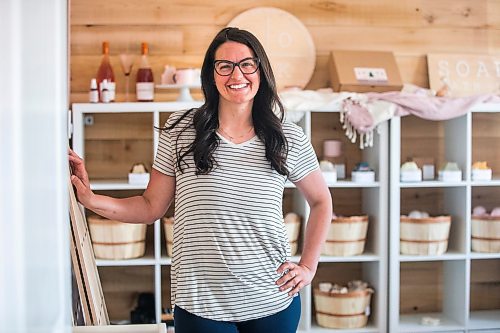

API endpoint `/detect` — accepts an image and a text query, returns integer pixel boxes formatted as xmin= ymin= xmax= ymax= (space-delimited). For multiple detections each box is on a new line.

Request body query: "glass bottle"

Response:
xmin=136 ymin=42 xmax=154 ymax=102
xmin=136 ymin=43 xmax=155 ymax=102
xmin=96 ymin=41 xmax=115 ymax=102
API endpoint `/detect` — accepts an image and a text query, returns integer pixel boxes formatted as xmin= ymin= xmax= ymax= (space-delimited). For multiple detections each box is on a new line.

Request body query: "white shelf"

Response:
xmin=471 ymin=178 xmax=500 ymax=187
xmin=399 ymin=313 xmax=464 ymax=332
xmin=327 ymin=180 xmax=380 ymax=188
xmin=95 ymin=256 xmax=156 ymax=267
xmin=319 ymin=253 xmax=380 ymax=262
xmin=469 ymin=252 xmax=500 ymax=260
xmin=470 ymin=103 xmax=500 ymax=113
xmin=90 ymin=179 xmax=147 ymax=190
xmin=309 ymin=322 xmax=379 ymax=332
xmin=399 ymin=252 xmax=467 ymax=262
xmin=72 ymin=101 xmax=202 ymax=113
xmin=158 ymin=257 xmax=172 ymax=266
xmin=469 ymin=310 xmax=500 ymax=330
xmin=399 ymin=180 xmax=467 ymax=188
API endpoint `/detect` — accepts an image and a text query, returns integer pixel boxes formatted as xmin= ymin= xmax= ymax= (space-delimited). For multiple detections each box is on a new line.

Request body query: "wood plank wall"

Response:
xmin=70 ymin=0 xmax=500 ymax=103
xmin=70 ymin=0 xmax=500 ymax=321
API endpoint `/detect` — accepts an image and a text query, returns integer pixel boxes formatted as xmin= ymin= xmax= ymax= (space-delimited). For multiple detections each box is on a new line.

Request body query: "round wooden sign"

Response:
xmin=227 ymin=7 xmax=316 ymax=91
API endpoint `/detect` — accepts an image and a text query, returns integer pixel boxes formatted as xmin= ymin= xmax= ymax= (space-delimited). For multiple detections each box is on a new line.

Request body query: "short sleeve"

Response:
xmin=153 ymin=116 xmax=178 ymax=177
xmin=286 ymin=123 xmax=319 ymax=183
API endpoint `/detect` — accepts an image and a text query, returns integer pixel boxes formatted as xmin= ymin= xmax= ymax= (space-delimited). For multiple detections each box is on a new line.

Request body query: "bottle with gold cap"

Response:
xmin=136 ymin=42 xmax=154 ymax=102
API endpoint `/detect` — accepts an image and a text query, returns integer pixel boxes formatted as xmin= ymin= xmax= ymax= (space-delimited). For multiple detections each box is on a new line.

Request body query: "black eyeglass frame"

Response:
xmin=213 ymin=57 xmax=260 ymax=76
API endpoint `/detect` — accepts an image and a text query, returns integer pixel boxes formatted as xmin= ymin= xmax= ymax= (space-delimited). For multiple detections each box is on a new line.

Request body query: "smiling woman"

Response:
xmin=69 ymin=27 xmax=332 ymax=333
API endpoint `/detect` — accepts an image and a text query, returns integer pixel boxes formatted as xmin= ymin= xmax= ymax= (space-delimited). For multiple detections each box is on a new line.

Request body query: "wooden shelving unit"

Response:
xmin=389 ymin=103 xmax=500 ymax=333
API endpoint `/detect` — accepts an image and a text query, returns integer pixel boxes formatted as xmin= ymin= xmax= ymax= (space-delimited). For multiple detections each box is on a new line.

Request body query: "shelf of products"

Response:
xmin=71 ymin=101 xmax=388 ymax=332
xmin=389 ymin=103 xmax=500 ymax=333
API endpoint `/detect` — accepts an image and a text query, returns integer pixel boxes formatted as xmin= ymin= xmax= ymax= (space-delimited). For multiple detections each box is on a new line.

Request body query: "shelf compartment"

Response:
xmin=160 ymin=266 xmax=173 ymax=317
xmin=83 ymin=112 xmax=154 ymax=180
xmin=329 ymin=188 xmax=383 ymax=257
xmin=398 ymin=313 xmax=465 ymax=332
xmin=311 ymin=112 xmax=383 ymax=182
xmin=472 ymin=112 xmax=500 ymax=180
xmin=400 ymin=115 xmax=468 ymax=182
xmin=84 ymin=196 xmax=156 ymax=265
xmin=98 ymin=266 xmax=155 ymax=322
xmin=312 ymin=262 xmax=382 ymax=332
xmin=399 ymin=261 xmax=467 ymax=332
xmin=469 ymin=259 xmax=500 ymax=330
xmin=471 ymin=187 xmax=500 ymax=219
xmin=400 ymin=187 xmax=468 ymax=255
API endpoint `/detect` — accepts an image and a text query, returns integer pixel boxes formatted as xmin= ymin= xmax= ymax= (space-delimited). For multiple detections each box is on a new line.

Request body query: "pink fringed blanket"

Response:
xmin=342 ymin=92 xmax=500 ymax=148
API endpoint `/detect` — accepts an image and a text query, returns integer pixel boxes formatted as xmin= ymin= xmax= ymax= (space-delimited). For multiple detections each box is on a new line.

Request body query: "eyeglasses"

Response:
xmin=213 ymin=57 xmax=260 ymax=76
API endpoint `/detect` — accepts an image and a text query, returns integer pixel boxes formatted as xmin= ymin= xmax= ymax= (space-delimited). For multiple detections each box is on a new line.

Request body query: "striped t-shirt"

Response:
xmin=153 ymin=109 xmax=319 ymax=321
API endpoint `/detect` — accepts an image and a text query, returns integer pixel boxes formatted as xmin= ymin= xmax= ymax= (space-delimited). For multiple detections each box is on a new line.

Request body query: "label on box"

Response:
xmin=354 ymin=67 xmax=388 ymax=82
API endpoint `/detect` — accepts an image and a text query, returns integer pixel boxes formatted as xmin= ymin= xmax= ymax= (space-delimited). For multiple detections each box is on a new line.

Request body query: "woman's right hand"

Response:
xmin=69 ymin=148 xmax=94 ymax=207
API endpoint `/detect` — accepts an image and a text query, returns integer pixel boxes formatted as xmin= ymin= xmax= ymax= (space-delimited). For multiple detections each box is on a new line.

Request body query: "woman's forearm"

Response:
xmin=87 ymin=194 xmax=158 ymax=224
xmin=299 ymin=201 xmax=332 ymax=274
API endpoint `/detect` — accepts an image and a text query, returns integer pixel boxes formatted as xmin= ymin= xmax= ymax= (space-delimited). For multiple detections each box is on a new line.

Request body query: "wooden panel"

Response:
xmin=472 ymin=187 xmax=500 ymax=212
xmin=308 ymin=26 xmax=490 ymax=56
xmin=400 ymin=261 xmax=442 ymax=313
xmin=472 ymin=113 xmax=500 ymax=175
xmin=71 ymin=55 xmax=204 ymax=93
xmin=401 ymin=116 xmax=446 ymax=169
xmin=395 ymin=54 xmax=429 ymax=88
xmin=71 ymin=25 xmax=220 ymax=56
xmin=71 ymin=0 xmax=490 ymax=28
xmin=401 ymin=188 xmax=445 ymax=216
xmin=74 ymin=54 xmax=451 ymax=99
xmin=85 ymin=113 xmax=153 ymax=140
xmin=282 ymin=188 xmax=295 ymax=215
xmin=311 ymin=112 xmax=362 ymax=177
xmin=470 ymin=259 xmax=500 ymax=310
xmin=487 ymin=0 xmax=500 ymax=29
xmin=85 ymin=139 xmax=154 ymax=179
xmin=161 ymin=266 xmax=173 ymax=312
xmin=313 ymin=263 xmax=363 ymax=288
xmin=98 ymin=266 xmax=155 ymax=321
xmin=329 ymin=188 xmax=363 ymax=216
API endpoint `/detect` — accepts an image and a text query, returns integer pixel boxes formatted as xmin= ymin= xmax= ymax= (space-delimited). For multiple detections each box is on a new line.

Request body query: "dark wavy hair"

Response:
xmin=165 ymin=27 xmax=288 ymax=176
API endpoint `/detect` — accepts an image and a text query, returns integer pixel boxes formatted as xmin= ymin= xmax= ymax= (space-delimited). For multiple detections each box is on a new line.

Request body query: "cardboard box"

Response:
xmin=329 ymin=50 xmax=403 ymax=93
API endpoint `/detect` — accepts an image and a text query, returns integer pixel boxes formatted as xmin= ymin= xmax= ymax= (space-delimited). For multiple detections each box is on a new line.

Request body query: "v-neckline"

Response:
xmin=216 ymin=132 xmax=258 ymax=147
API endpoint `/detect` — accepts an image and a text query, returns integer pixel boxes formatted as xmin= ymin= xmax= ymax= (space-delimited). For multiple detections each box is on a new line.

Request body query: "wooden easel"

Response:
xmin=68 ymin=178 xmax=109 ymax=325
xmin=68 ymin=177 xmax=167 ymax=333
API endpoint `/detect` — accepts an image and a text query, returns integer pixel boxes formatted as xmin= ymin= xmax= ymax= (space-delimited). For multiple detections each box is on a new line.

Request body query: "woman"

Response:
xmin=69 ymin=27 xmax=332 ymax=333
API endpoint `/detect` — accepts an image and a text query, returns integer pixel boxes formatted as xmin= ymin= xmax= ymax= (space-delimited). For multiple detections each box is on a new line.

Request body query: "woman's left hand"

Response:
xmin=276 ymin=261 xmax=315 ymax=297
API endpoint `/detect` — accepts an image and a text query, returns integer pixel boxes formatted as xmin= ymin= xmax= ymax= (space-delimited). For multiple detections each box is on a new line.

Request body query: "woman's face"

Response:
xmin=213 ymin=41 xmax=260 ymax=107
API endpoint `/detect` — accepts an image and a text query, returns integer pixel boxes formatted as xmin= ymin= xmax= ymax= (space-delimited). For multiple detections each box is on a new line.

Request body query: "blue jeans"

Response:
xmin=174 ymin=295 xmax=301 ymax=333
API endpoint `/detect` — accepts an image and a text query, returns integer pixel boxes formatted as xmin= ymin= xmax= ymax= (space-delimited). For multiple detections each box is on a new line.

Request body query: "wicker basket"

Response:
xmin=284 ymin=213 xmax=301 ymax=256
xmin=87 ymin=215 xmax=147 ymax=260
xmin=471 ymin=215 xmax=500 ymax=253
xmin=314 ymin=288 xmax=373 ymax=329
xmin=322 ymin=215 xmax=368 ymax=256
xmin=400 ymin=215 xmax=451 ymax=255
xmin=162 ymin=217 xmax=174 ymax=257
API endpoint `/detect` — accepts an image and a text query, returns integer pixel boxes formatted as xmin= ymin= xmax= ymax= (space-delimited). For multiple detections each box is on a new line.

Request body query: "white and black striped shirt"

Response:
xmin=153 ymin=110 xmax=319 ymax=321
